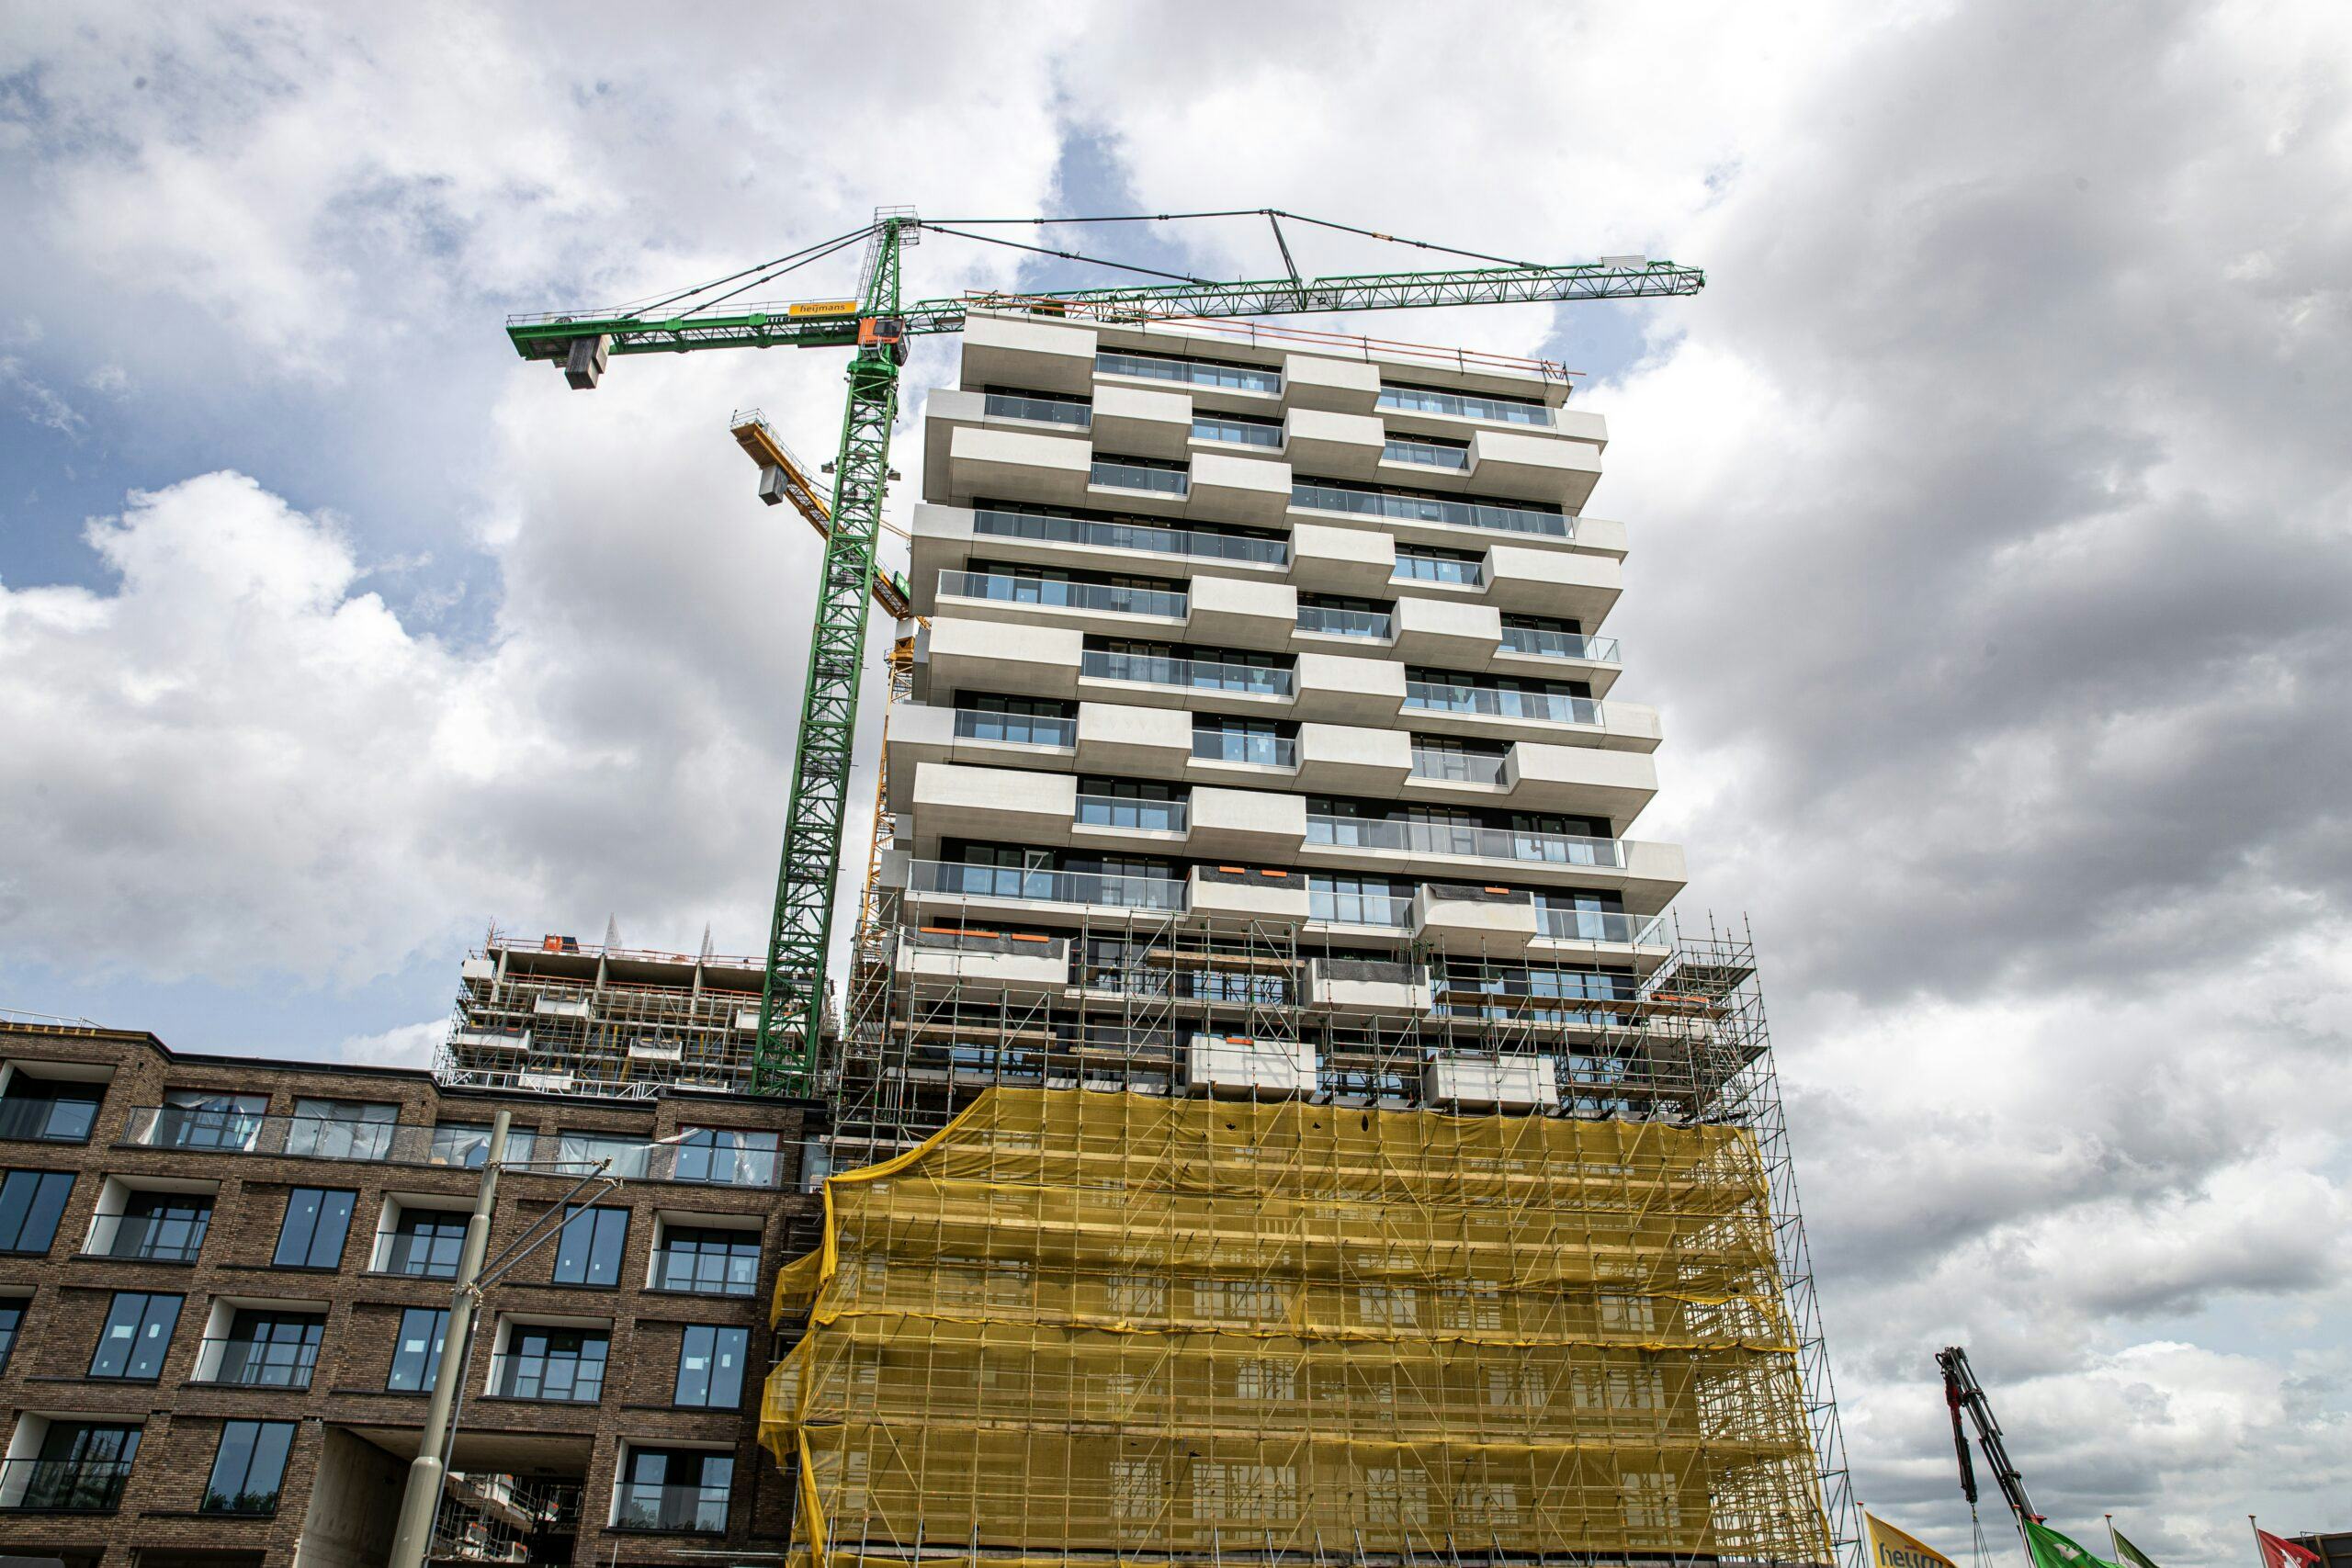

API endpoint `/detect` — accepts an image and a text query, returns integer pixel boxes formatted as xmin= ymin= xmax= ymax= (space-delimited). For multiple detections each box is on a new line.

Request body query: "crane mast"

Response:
xmin=506 ymin=209 xmax=1706 ymax=1090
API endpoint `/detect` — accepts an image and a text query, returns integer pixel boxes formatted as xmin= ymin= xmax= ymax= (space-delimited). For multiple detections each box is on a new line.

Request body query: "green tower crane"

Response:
xmin=505 ymin=208 xmax=1704 ymax=1093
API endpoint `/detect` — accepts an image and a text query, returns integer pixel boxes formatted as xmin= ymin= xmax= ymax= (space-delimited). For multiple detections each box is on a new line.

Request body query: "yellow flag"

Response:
xmin=1868 ymin=1512 xmax=1962 ymax=1568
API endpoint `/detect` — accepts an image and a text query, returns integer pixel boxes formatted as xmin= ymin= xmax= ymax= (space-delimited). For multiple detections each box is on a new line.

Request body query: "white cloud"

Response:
xmin=332 ymin=1018 xmax=445 ymax=1072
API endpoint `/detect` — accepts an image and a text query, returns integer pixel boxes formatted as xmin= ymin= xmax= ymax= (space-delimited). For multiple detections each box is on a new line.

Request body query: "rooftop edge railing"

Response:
xmin=910 ymin=860 xmax=1187 ymax=912
xmin=1405 ymin=682 xmax=1604 ymax=726
xmin=974 ymin=506 xmax=1287 ymax=565
xmin=1295 ymin=479 xmax=1569 ymax=538
xmin=1501 ymin=626 xmax=1622 ymax=663
xmin=1306 ymin=815 xmax=1627 ymax=868
xmin=1081 ymin=649 xmax=1294 ymax=697
xmin=938 ymin=570 xmax=1186 ymax=619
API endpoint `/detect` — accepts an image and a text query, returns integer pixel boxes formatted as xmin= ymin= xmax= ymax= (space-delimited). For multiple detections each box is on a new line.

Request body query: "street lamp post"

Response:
xmin=384 ymin=1113 xmax=693 ymax=1568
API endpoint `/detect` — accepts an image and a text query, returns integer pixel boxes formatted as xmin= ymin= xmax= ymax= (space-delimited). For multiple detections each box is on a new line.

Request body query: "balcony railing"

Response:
xmin=1091 ymin=458 xmax=1189 ymax=496
xmin=983 ymin=391 xmax=1090 ymax=426
xmin=1309 ymin=892 xmax=1415 ymax=928
xmin=1382 ymin=437 xmax=1469 ymax=469
xmin=0 ymin=1458 xmax=134 ymax=1513
xmin=1081 ymin=649 xmax=1293 ymax=697
xmin=1097 ymin=349 xmax=1280 ymax=393
xmin=1076 ymin=795 xmax=1188 ymax=833
xmin=0 ymin=1099 xmax=97 ymax=1144
xmin=1539 ymin=908 xmax=1670 ymax=945
xmin=1193 ymin=413 xmax=1283 ymax=447
xmin=377 ymin=1232 xmax=464 ymax=1278
xmin=1295 ymin=605 xmax=1392 ymax=639
xmin=1391 ymin=555 xmax=1484 ymax=586
xmin=974 ymin=507 xmax=1287 ymax=565
xmin=910 ymin=860 xmax=1186 ymax=912
xmin=492 ymin=1352 xmax=606 ymax=1404
xmin=1405 ymin=682 xmax=1602 ymax=726
xmin=85 ymin=1213 xmax=209 ymax=1262
xmin=1409 ymin=749 xmax=1507 ymax=785
xmin=1191 ymin=732 xmax=1295 ymax=767
xmin=1295 ymin=480 xmax=1569 ymax=539
xmin=1376 ymin=384 xmax=1553 ymax=425
xmin=119 ymin=1107 xmax=406 ymax=1159
xmin=652 ymin=1248 xmax=761 ymax=1296
xmin=938 ymin=570 xmax=1186 ymax=620
xmin=613 ymin=1481 xmax=729 ymax=1533
xmin=952 ymin=708 xmax=1076 ymax=748
xmin=1500 ymin=626 xmax=1621 ymax=663
xmin=1307 ymin=816 xmax=1626 ymax=867
xmin=190 ymin=1336 xmax=319 ymax=1389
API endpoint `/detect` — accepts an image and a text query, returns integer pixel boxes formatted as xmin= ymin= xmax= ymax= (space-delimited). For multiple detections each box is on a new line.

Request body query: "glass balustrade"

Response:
xmin=1193 ymin=413 xmax=1283 ymax=446
xmin=1306 ymin=817 xmax=1625 ymax=866
xmin=1382 ymin=437 xmax=1469 ymax=469
xmin=614 ymin=1481 xmax=730 ymax=1533
xmin=0 ymin=1459 xmax=134 ymax=1512
xmin=1091 ymin=459 xmax=1189 ymax=495
xmin=1408 ymin=749 xmax=1507 ymax=785
xmin=1075 ymin=795 xmax=1189 ymax=832
xmin=1539 ymin=908 xmax=1670 ymax=944
xmin=1081 ymin=649 xmax=1292 ymax=696
xmin=85 ymin=1212 xmax=209 ymax=1262
xmin=192 ymin=1337 xmax=319 ymax=1389
xmin=1500 ymin=626 xmax=1621 ymax=662
xmin=982 ymin=391 xmax=1091 ymax=426
xmin=1308 ymin=892 xmax=1415 ymax=928
xmin=1391 ymin=555 xmax=1483 ymax=586
xmin=1097 ymin=349 xmax=1280 ymax=393
xmin=1376 ymin=384 xmax=1553 ymax=425
xmin=1295 ymin=480 xmax=1568 ymax=538
xmin=1295 ymin=605 xmax=1392 ymax=639
xmin=952 ymin=709 xmax=1076 ymax=747
xmin=1191 ymin=732 xmax=1295 ymax=767
xmin=910 ymin=861 xmax=1186 ymax=911
xmin=1404 ymin=682 xmax=1603 ymax=726
xmin=937 ymin=570 xmax=1185 ymax=619
xmin=974 ymin=508 xmax=1288 ymax=564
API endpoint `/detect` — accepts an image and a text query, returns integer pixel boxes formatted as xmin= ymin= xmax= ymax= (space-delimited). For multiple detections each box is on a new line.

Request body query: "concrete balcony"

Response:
xmin=1423 ymin=1055 xmax=1559 ymax=1112
xmin=960 ymin=310 xmax=1098 ymax=396
xmin=1187 ymin=864 xmax=1312 ymax=923
xmin=1076 ymin=649 xmax=1294 ymax=716
xmin=910 ymin=503 xmax=1291 ymax=597
xmin=1295 ymin=651 xmax=1407 ymax=724
xmin=1295 ymin=722 xmax=1413 ymax=794
xmin=1298 ymin=817 xmax=1679 ymax=901
xmin=1306 ymin=957 xmax=1432 ymax=1011
xmin=909 ymin=761 xmax=1077 ymax=844
xmin=1464 ymin=426 xmax=1604 ymax=509
xmin=1075 ymin=701 xmax=1194 ymax=776
xmin=1411 ymin=885 xmax=1540 ymax=955
xmin=1185 ymin=1034 xmax=1317 ymax=1100
xmin=1183 ymin=572 xmax=1297 ymax=648
xmin=1401 ymin=685 xmax=1662 ymax=752
xmin=903 ymin=858 xmax=1186 ymax=919
xmin=896 ymin=930 xmax=1071 ymax=992
xmin=1525 ymin=908 xmax=1675 ymax=973
xmin=1492 ymin=743 xmax=1660 ymax=822
xmin=934 ymin=423 xmax=1096 ymax=507
xmin=932 ymin=569 xmax=1186 ymax=634
xmin=1393 ymin=594 xmax=1502 ymax=668
xmin=924 ymin=616 xmax=1081 ymax=700
xmin=884 ymin=703 xmax=1078 ymax=802
xmin=1281 ymin=407 xmax=1385 ymax=473
xmin=1292 ymin=479 xmax=1579 ymax=558
xmin=1481 ymin=544 xmax=1621 ymax=624
xmin=1090 ymin=382 xmax=1193 ymax=459
xmin=1186 ymin=785 xmax=1308 ymax=858
xmin=1281 ymin=352 xmax=1382 ymax=414
xmin=1491 ymin=626 xmax=1623 ymax=697
xmin=1185 ymin=449 xmax=1294 ymax=525
xmin=1290 ymin=520 xmax=1396 ymax=597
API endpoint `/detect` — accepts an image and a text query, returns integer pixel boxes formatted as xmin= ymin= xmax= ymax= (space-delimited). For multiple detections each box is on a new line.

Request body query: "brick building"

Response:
xmin=0 ymin=1019 xmax=820 ymax=1568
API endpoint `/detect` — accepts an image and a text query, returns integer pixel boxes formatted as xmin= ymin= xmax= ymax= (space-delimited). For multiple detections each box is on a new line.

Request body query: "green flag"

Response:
xmin=2025 ymin=1520 xmax=2124 ymax=1568
xmin=2111 ymin=1530 xmax=2165 ymax=1568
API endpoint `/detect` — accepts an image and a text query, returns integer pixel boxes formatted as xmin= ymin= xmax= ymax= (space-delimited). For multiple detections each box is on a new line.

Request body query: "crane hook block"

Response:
xmin=562 ymin=334 xmax=612 ymax=390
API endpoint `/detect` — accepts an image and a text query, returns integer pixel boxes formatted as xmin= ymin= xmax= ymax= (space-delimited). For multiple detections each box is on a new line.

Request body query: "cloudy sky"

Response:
xmin=3 ymin=2 xmax=2347 ymax=1558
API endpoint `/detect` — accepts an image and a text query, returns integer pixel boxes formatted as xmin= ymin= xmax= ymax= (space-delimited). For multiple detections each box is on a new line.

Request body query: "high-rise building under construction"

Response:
xmin=761 ymin=310 xmax=1860 ymax=1568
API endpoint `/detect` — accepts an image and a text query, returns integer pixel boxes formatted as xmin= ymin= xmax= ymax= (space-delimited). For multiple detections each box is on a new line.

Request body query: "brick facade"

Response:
xmin=0 ymin=1021 xmax=820 ymax=1567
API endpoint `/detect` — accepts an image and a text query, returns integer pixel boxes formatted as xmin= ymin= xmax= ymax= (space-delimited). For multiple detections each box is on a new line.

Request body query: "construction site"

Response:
xmin=458 ymin=209 xmax=1869 ymax=1568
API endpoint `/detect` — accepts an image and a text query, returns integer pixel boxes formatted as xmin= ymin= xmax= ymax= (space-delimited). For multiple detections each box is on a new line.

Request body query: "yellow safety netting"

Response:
xmin=763 ymin=1089 xmax=1833 ymax=1568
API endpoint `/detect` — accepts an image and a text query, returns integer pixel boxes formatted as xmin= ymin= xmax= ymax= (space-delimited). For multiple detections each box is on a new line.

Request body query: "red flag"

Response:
xmin=2256 ymin=1530 xmax=2321 ymax=1568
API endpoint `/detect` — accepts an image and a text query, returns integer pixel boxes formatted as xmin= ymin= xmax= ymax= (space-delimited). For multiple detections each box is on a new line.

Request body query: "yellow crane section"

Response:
xmin=729 ymin=408 xmax=916 ymax=621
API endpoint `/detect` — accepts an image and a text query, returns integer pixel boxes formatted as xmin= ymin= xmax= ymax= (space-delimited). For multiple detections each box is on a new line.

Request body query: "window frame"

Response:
xmin=672 ymin=1324 xmax=750 ymax=1409
xmin=272 ymin=1187 xmax=356 ymax=1270
xmin=199 ymin=1418 xmax=297 ymax=1517
xmin=87 ymin=1291 xmax=182 ymax=1382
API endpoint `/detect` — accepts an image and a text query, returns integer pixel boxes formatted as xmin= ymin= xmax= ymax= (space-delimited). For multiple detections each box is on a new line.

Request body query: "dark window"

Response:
xmin=673 ymin=1325 xmax=749 ymax=1408
xmin=200 ymin=1420 xmax=295 ymax=1515
xmin=673 ymin=1128 xmax=781 ymax=1187
xmin=654 ymin=1226 xmax=762 ymax=1296
xmin=88 ymin=1292 xmax=180 ymax=1380
xmin=273 ymin=1188 xmax=356 ymax=1269
xmin=14 ymin=1421 xmax=140 ymax=1512
xmin=549 ymin=1206 xmax=628 ymax=1287
xmin=381 ymin=1205 xmax=469 ymax=1278
xmin=94 ymin=1190 xmax=213 ymax=1262
xmin=0 ymin=1170 xmax=74 ymax=1254
xmin=0 ymin=1302 xmax=21 ymax=1372
xmin=615 ymin=1448 xmax=732 ymax=1532
xmin=387 ymin=1307 xmax=448 ymax=1392
xmin=206 ymin=1311 xmax=323 ymax=1389
xmin=0 ymin=1077 xmax=102 ymax=1143
xmin=497 ymin=1326 xmax=607 ymax=1403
